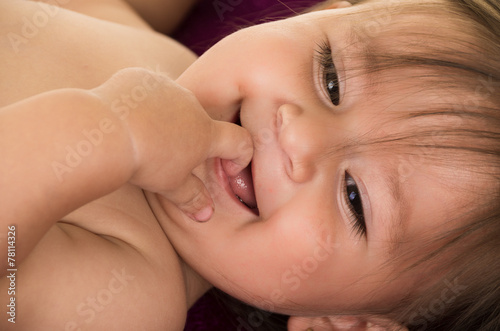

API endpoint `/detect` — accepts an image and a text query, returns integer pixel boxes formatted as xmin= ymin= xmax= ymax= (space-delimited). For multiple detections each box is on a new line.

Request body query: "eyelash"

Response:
xmin=315 ymin=41 xmax=340 ymax=106
xmin=344 ymin=172 xmax=367 ymax=238
xmin=316 ymin=44 xmax=363 ymax=236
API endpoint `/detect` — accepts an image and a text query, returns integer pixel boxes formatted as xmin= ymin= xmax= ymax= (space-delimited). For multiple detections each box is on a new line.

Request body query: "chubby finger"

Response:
xmin=162 ymin=174 xmax=214 ymax=222
xmin=208 ymin=120 xmax=254 ymax=177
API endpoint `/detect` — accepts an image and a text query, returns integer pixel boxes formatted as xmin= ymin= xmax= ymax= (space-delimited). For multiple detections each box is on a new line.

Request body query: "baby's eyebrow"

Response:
xmin=337 ymin=21 xmax=378 ymax=86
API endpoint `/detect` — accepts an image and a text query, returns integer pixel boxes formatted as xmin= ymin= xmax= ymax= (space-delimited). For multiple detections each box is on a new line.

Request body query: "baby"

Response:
xmin=0 ymin=0 xmax=498 ymax=330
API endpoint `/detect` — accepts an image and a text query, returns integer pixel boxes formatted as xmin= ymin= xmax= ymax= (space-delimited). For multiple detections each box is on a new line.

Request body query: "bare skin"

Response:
xmin=1 ymin=1 xmax=488 ymax=330
xmin=0 ymin=1 xmax=223 ymax=330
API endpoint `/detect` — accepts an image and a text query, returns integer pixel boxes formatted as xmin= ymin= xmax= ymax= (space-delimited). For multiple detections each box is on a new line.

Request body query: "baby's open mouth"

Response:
xmin=227 ymin=163 xmax=258 ymax=215
xmin=226 ymin=110 xmax=259 ymax=215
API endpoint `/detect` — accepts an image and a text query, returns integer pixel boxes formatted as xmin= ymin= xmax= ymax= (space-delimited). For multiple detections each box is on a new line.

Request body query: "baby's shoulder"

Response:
xmin=0 ymin=0 xmax=197 ymax=106
xmin=0 ymin=184 xmax=187 ymax=330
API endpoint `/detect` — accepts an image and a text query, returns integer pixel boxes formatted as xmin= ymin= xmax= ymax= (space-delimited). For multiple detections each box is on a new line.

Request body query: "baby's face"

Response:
xmin=164 ymin=1 xmax=480 ymax=315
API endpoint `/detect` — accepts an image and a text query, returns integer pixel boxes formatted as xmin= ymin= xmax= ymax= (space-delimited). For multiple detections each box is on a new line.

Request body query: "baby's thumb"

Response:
xmin=208 ymin=120 xmax=254 ymax=177
xmin=162 ymin=174 xmax=214 ymax=222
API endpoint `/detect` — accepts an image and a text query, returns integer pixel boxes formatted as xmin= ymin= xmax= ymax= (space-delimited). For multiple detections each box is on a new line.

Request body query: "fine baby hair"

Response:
xmin=222 ymin=0 xmax=500 ymax=330
xmin=334 ymin=0 xmax=499 ymax=330
xmin=349 ymin=1 xmax=500 ymax=330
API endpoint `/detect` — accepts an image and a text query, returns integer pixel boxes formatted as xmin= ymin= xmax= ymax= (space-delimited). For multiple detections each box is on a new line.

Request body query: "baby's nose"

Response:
xmin=277 ymin=104 xmax=327 ymax=183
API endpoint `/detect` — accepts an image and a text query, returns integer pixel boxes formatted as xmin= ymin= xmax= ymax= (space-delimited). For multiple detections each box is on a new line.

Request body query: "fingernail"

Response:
xmin=190 ymin=205 xmax=213 ymax=222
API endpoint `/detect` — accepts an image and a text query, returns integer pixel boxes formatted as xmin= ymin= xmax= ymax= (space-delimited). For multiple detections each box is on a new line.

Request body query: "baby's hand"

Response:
xmin=92 ymin=68 xmax=253 ymax=221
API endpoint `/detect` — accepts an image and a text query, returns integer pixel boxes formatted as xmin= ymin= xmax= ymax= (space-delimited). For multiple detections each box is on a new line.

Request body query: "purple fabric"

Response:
xmin=173 ymin=0 xmax=323 ymax=55
xmin=184 ymin=292 xmax=238 ymax=331
xmin=177 ymin=1 xmax=322 ymax=330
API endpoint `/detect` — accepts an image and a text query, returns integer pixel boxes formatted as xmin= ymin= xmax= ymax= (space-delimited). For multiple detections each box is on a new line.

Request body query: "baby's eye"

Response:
xmin=316 ymin=42 xmax=340 ymax=106
xmin=324 ymin=62 xmax=340 ymax=106
xmin=344 ymin=172 xmax=366 ymax=237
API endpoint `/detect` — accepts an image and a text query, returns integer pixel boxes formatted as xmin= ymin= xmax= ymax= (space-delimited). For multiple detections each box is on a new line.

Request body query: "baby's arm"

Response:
xmin=1 ymin=88 xmax=128 ymax=272
xmin=33 ymin=0 xmax=200 ymax=33
xmin=0 ymin=68 xmax=252 ymax=274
